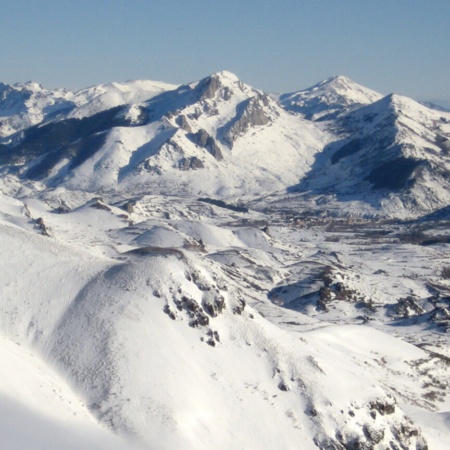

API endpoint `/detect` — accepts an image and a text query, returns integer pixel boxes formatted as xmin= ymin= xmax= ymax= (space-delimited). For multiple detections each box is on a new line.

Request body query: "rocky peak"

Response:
xmin=194 ymin=71 xmax=243 ymax=101
xmin=222 ymin=93 xmax=279 ymax=147
xmin=191 ymin=128 xmax=223 ymax=160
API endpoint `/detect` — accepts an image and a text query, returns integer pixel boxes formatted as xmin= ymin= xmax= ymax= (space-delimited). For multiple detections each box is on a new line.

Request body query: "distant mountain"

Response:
xmin=1 ymin=72 xmax=450 ymax=217
xmin=0 ymin=81 xmax=74 ymax=139
xmin=0 ymin=79 xmax=178 ymax=140
xmin=293 ymin=93 xmax=450 ymax=216
xmin=420 ymin=100 xmax=450 ymax=113
xmin=0 ymin=71 xmax=324 ymax=198
xmin=279 ymin=75 xmax=382 ymax=120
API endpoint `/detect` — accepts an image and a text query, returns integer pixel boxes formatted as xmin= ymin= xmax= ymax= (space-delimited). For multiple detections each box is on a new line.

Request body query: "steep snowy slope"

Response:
xmin=279 ymin=75 xmax=382 ymax=120
xmin=0 ymin=334 xmax=134 ymax=450
xmin=291 ymin=93 xmax=450 ymax=217
xmin=0 ymin=79 xmax=178 ymax=141
xmin=0 ymin=183 xmax=448 ymax=448
xmin=0 ymin=72 xmax=328 ymax=198
xmin=0 ymin=81 xmax=74 ymax=139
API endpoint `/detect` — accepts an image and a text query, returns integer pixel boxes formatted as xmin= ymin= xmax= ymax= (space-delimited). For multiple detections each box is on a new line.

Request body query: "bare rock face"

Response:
xmin=175 ymin=114 xmax=192 ymax=133
xmin=394 ymin=296 xmax=426 ymax=318
xmin=196 ymin=74 xmax=223 ymax=100
xmin=192 ymin=129 xmax=223 ymax=160
xmin=315 ymin=396 xmax=428 ymax=450
xmin=194 ymin=72 xmax=240 ymax=101
xmin=222 ymin=94 xmax=278 ymax=147
xmin=178 ymin=156 xmax=205 ymax=170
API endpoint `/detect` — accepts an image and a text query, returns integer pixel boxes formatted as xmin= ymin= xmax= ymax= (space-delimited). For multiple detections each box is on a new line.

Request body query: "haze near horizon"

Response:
xmin=1 ymin=0 xmax=449 ymax=108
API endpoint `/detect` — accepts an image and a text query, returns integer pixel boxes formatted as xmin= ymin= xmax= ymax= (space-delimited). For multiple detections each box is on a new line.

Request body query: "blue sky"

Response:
xmin=1 ymin=0 xmax=449 ymax=106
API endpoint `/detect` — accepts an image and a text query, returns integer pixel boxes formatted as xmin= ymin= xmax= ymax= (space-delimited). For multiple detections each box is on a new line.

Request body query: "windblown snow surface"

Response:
xmin=0 ymin=72 xmax=449 ymax=449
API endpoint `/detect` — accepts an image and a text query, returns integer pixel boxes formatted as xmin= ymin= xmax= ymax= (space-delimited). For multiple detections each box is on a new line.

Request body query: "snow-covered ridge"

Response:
xmin=279 ymin=75 xmax=383 ymax=120
xmin=1 ymin=71 xmax=449 ymax=449
xmin=0 ymin=78 xmax=179 ymax=140
xmin=1 ymin=186 xmax=447 ymax=449
xmin=1 ymin=70 xmax=450 ymax=217
xmin=0 ymin=72 xmax=328 ymax=200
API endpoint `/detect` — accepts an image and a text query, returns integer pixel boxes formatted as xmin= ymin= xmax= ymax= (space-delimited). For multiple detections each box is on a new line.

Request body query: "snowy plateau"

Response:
xmin=0 ymin=71 xmax=450 ymax=449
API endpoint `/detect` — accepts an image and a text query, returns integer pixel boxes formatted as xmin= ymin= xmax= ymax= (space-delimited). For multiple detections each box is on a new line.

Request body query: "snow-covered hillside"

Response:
xmin=0 ymin=72 xmax=449 ymax=449
xmin=290 ymin=93 xmax=450 ymax=217
xmin=1 ymin=186 xmax=448 ymax=449
xmin=279 ymin=75 xmax=383 ymax=120
xmin=0 ymin=79 xmax=177 ymax=141
xmin=2 ymin=71 xmax=450 ymax=216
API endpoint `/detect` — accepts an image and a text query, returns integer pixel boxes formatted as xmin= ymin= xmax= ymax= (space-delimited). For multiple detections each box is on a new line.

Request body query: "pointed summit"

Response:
xmin=193 ymin=71 xmax=243 ymax=100
xmin=211 ymin=70 xmax=240 ymax=82
xmin=280 ymin=75 xmax=382 ymax=120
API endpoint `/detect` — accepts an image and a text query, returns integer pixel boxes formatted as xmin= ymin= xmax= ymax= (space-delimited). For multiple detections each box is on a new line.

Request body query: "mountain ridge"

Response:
xmin=1 ymin=69 xmax=450 ymax=449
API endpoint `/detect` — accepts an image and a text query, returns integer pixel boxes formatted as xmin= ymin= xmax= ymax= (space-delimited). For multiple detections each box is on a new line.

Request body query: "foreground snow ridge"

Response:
xmin=0 ymin=71 xmax=449 ymax=449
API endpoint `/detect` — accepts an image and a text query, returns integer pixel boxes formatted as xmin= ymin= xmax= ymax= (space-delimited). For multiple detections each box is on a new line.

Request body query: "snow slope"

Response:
xmin=0 ymin=72 xmax=449 ymax=449
xmin=0 ymin=185 xmax=448 ymax=448
xmin=2 ymin=72 xmax=450 ymax=216
xmin=279 ymin=75 xmax=382 ymax=120
xmin=291 ymin=93 xmax=450 ymax=217
xmin=0 ymin=79 xmax=178 ymax=141
xmin=0 ymin=334 xmax=135 ymax=450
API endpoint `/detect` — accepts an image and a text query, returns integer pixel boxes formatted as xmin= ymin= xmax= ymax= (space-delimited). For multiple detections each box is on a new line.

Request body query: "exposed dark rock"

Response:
xmin=202 ymin=294 xmax=226 ymax=318
xmin=121 ymin=201 xmax=136 ymax=214
xmin=429 ymin=306 xmax=450 ymax=331
xmin=90 ymin=199 xmax=112 ymax=212
xmin=394 ymin=296 xmax=425 ymax=318
xmin=176 ymin=114 xmax=192 ymax=132
xmin=163 ymin=304 xmax=177 ymax=320
xmin=278 ymin=381 xmax=290 ymax=391
xmin=232 ymin=298 xmax=246 ymax=315
xmin=204 ymin=328 xmax=220 ymax=347
xmin=178 ymin=156 xmax=204 ymax=170
xmin=391 ymin=417 xmax=427 ymax=450
xmin=194 ymin=128 xmax=210 ymax=147
xmin=198 ymin=197 xmax=248 ymax=212
xmin=317 ymin=287 xmax=332 ymax=311
xmin=221 ymin=94 xmax=275 ymax=147
xmin=35 ymin=217 xmax=50 ymax=237
xmin=191 ymin=129 xmax=223 ymax=160
xmin=363 ymin=424 xmax=385 ymax=444
xmin=196 ymin=74 xmax=222 ymax=100
xmin=54 ymin=202 xmax=71 ymax=213
xmin=196 ymin=313 xmax=209 ymax=327
xmin=369 ymin=400 xmax=395 ymax=416
xmin=124 ymin=247 xmax=185 ymax=258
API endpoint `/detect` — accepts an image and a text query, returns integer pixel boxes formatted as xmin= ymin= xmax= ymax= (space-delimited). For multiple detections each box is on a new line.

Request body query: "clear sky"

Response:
xmin=1 ymin=0 xmax=449 ymax=106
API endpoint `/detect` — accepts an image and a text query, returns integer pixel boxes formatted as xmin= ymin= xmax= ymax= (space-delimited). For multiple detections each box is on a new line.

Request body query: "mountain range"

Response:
xmin=2 ymin=71 xmax=450 ymax=218
xmin=0 ymin=72 xmax=449 ymax=449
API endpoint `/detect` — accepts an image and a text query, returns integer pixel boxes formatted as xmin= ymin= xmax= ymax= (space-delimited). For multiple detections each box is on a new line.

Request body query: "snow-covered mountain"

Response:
xmin=0 ymin=79 xmax=177 ymax=141
xmin=288 ymin=93 xmax=450 ymax=217
xmin=0 ymin=81 xmax=74 ymax=139
xmin=279 ymin=75 xmax=383 ymax=120
xmin=0 ymin=72 xmax=449 ymax=449
xmin=0 ymin=71 xmax=327 ymax=198
xmin=2 ymin=71 xmax=450 ymax=217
